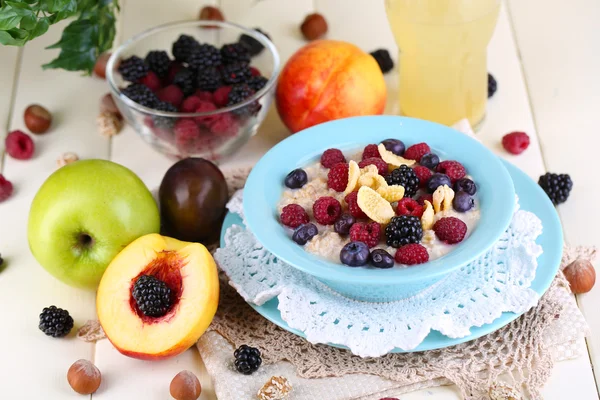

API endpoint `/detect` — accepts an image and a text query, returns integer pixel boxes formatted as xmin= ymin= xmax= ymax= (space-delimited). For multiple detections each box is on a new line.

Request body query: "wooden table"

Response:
xmin=1 ymin=0 xmax=599 ymax=398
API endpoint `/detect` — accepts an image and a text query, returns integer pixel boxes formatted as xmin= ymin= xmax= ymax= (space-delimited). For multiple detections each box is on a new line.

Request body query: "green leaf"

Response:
xmin=0 ymin=10 xmax=22 ymax=30
xmin=29 ymin=16 xmax=49 ymax=40
xmin=0 ymin=27 xmax=27 ymax=45
xmin=19 ymin=13 xmax=35 ymax=29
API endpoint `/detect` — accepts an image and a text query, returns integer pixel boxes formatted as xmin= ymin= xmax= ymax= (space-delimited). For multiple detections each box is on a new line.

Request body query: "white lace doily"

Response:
xmin=215 ymin=190 xmax=544 ymax=357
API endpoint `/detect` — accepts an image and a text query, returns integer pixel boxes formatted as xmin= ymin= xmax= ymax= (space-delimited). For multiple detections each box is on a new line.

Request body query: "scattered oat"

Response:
xmin=57 ymin=152 xmax=79 ymax=167
xmin=97 ymin=112 xmax=123 ymax=137
xmin=489 ymin=383 xmax=522 ymax=400
xmin=257 ymin=376 xmax=292 ymax=400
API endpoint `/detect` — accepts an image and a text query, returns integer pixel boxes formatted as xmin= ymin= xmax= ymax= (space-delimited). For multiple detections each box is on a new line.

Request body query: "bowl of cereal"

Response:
xmin=244 ymin=116 xmax=515 ymax=301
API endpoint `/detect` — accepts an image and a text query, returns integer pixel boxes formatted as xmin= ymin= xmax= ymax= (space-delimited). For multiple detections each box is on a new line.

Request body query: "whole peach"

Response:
xmin=276 ymin=40 xmax=386 ymax=133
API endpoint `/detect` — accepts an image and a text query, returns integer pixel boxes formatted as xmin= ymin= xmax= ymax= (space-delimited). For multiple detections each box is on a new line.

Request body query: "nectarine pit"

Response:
xmin=129 ymin=251 xmax=185 ymax=324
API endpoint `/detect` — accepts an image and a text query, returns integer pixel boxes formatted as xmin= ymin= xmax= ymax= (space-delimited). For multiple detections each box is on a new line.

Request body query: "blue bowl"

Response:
xmin=244 ymin=116 xmax=515 ymax=301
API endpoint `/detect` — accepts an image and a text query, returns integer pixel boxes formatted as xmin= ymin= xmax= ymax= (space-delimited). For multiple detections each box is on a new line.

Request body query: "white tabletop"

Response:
xmin=0 ymin=0 xmax=599 ymax=399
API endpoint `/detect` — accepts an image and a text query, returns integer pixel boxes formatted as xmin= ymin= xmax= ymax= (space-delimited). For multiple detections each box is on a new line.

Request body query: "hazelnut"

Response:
xmin=170 ymin=370 xmax=201 ymax=400
xmin=300 ymin=13 xmax=328 ymax=41
xmin=94 ymin=52 xmax=111 ymax=79
xmin=67 ymin=359 xmax=101 ymax=395
xmin=24 ymin=104 xmax=52 ymax=134
xmin=564 ymin=258 xmax=596 ymax=294
xmin=199 ymin=6 xmax=224 ymax=28
xmin=100 ymin=93 xmax=122 ymax=119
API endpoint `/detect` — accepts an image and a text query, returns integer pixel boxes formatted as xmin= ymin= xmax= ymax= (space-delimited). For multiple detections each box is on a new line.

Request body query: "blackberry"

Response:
xmin=488 ymin=73 xmax=497 ymax=98
xmin=247 ymin=76 xmax=268 ymax=92
xmin=187 ymin=43 xmax=222 ymax=70
xmin=385 ymin=216 xmax=423 ymax=248
xmin=220 ymin=42 xmax=250 ymax=65
xmin=227 ymin=84 xmax=259 ymax=115
xmin=131 ymin=275 xmax=173 ymax=318
xmin=122 ymin=83 xmax=158 ymax=107
xmin=221 ymin=62 xmax=251 ymax=85
xmin=118 ymin=55 xmax=149 ymax=82
xmin=173 ymin=67 xmax=197 ymax=96
xmin=234 ymin=345 xmax=262 ymax=374
xmin=385 ymin=165 xmax=420 ymax=197
xmin=370 ymin=49 xmax=394 ymax=74
xmin=172 ymin=34 xmax=200 ymax=63
xmin=145 ymin=50 xmax=171 ymax=78
xmin=538 ymin=173 xmax=573 ymax=205
xmin=39 ymin=306 xmax=74 ymax=338
xmin=238 ymin=28 xmax=270 ymax=56
xmin=151 ymin=101 xmax=178 ymax=129
xmin=196 ymin=67 xmax=223 ymax=92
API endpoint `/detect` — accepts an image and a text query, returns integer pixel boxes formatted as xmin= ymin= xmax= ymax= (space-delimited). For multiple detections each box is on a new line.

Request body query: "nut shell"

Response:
xmin=24 ymin=104 xmax=52 ymax=134
xmin=67 ymin=359 xmax=101 ymax=395
xmin=300 ymin=13 xmax=328 ymax=40
xmin=94 ymin=52 xmax=111 ymax=79
xmin=199 ymin=6 xmax=224 ymax=27
xmin=564 ymin=258 xmax=596 ymax=294
xmin=170 ymin=370 xmax=201 ymax=400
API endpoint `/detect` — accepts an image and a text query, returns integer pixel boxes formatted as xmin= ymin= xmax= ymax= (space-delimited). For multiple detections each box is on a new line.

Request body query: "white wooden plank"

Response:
xmin=0 ymin=46 xmax=19 ymax=171
xmin=507 ymin=0 xmax=600 ymax=393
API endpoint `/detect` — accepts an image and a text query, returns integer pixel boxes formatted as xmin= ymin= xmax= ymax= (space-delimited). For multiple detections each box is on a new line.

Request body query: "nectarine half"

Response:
xmin=97 ymin=234 xmax=219 ymax=360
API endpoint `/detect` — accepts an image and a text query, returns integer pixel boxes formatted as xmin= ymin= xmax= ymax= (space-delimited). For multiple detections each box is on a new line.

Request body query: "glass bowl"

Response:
xmin=106 ymin=20 xmax=280 ymax=161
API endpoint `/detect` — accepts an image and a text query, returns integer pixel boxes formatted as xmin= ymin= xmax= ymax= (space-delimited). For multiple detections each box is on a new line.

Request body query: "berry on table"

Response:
xmin=362 ymin=143 xmax=382 ymax=160
xmin=452 ymin=191 xmax=475 ymax=212
xmin=538 ymin=173 xmax=573 ymax=205
xmin=239 ymin=28 xmax=270 ymax=56
xmin=381 ymin=138 xmax=405 ymax=156
xmin=234 ymin=345 xmax=262 ymax=375
xmin=5 ymin=130 xmax=34 ymax=160
xmin=117 ymin=55 xmax=148 ymax=82
xmin=433 ymin=217 xmax=467 ymax=244
xmin=188 ymin=43 xmax=222 ymax=70
xmin=369 ymin=249 xmax=394 ymax=269
xmin=280 ymin=204 xmax=310 ymax=228
xmin=39 ymin=305 xmax=74 ymax=338
xmin=144 ymin=50 xmax=171 ymax=78
xmin=488 ymin=73 xmax=497 ymax=98
xmin=385 ymin=165 xmax=419 ymax=197
xmin=412 ymin=165 xmax=432 ymax=188
xmin=370 ymin=49 xmax=394 ymax=73
xmin=419 ymin=153 xmax=439 ymax=170
xmin=340 ymin=241 xmax=370 ymax=267
xmin=284 ymin=168 xmax=308 ymax=189
xmin=404 ymin=142 xmax=430 ymax=162
xmin=0 ymin=174 xmax=14 ymax=202
xmin=327 ymin=162 xmax=349 ymax=192
xmin=172 ymin=34 xmax=200 ymax=63
xmin=313 ymin=196 xmax=342 ymax=225
xmin=344 ymin=191 xmax=367 ymax=219
xmin=502 ymin=131 xmax=530 ymax=155
xmin=247 ymin=76 xmax=268 ymax=92
xmin=320 ymin=148 xmax=346 ymax=168
xmin=334 ymin=213 xmax=356 ymax=235
xmin=157 ymin=84 xmax=184 ymax=108
xmin=396 ymin=198 xmax=424 ymax=218
xmin=394 ymin=244 xmax=429 ymax=265
xmin=359 ymin=157 xmax=388 ymax=176
xmin=436 ymin=160 xmax=466 ymax=183
xmin=385 ymin=215 xmax=423 ymax=248
xmin=196 ymin=67 xmax=223 ymax=92
xmin=221 ymin=62 xmax=252 ymax=85
xmin=173 ymin=68 xmax=197 ymax=96
xmin=121 ymin=83 xmax=158 ymax=108
xmin=453 ymin=178 xmax=477 ymax=195
xmin=220 ymin=42 xmax=251 ymax=65
xmin=138 ymin=71 xmax=162 ymax=92
xmin=426 ymin=173 xmax=451 ymax=193
xmin=349 ymin=221 xmax=381 ymax=248
xmin=132 ymin=275 xmax=173 ymax=317
xmin=292 ymin=223 xmax=319 ymax=245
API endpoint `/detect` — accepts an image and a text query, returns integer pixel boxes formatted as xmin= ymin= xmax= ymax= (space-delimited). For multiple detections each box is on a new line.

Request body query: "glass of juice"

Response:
xmin=385 ymin=0 xmax=501 ymax=128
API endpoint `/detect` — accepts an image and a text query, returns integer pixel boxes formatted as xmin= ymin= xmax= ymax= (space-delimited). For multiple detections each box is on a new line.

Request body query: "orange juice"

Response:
xmin=385 ymin=0 xmax=500 ymax=128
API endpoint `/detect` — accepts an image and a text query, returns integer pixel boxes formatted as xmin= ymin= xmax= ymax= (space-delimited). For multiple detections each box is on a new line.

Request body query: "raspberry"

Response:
xmin=358 ymin=157 xmax=387 ymax=176
xmin=138 ymin=71 xmax=162 ymax=92
xmin=209 ymin=112 xmax=239 ymax=136
xmin=181 ymin=95 xmax=204 ymax=113
xmin=174 ymin=118 xmax=200 ymax=141
xmin=404 ymin=142 xmax=430 ymax=162
xmin=166 ymin=62 xmax=183 ymax=84
xmin=194 ymin=90 xmax=214 ymax=102
xmin=416 ymin=194 xmax=433 ymax=206
xmin=361 ymin=144 xmax=381 ymax=160
xmin=213 ymin=86 xmax=232 ymax=107
xmin=250 ymin=66 xmax=261 ymax=76
xmin=412 ymin=165 xmax=431 ymax=188
xmin=394 ymin=244 xmax=429 ymax=265
xmin=313 ymin=196 xmax=342 ymax=225
xmin=280 ymin=204 xmax=310 ymax=228
xmin=396 ymin=198 xmax=424 ymax=218
xmin=320 ymin=148 xmax=346 ymax=168
xmin=433 ymin=217 xmax=467 ymax=244
xmin=193 ymin=101 xmax=218 ymax=125
xmin=436 ymin=161 xmax=466 ymax=183
xmin=502 ymin=131 xmax=530 ymax=155
xmin=344 ymin=191 xmax=367 ymax=219
xmin=157 ymin=85 xmax=184 ymax=108
xmin=0 ymin=174 xmax=14 ymax=202
xmin=5 ymin=130 xmax=34 ymax=160
xmin=327 ymin=163 xmax=349 ymax=192
xmin=349 ymin=222 xmax=381 ymax=248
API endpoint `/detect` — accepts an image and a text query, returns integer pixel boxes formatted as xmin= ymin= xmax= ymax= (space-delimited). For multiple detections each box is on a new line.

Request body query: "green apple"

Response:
xmin=28 ymin=159 xmax=160 ymax=289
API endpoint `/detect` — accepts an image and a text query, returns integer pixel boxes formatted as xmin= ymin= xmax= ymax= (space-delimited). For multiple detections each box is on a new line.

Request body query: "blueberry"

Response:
xmin=453 ymin=178 xmax=477 ymax=195
xmin=334 ymin=213 xmax=356 ymax=235
xmin=381 ymin=138 xmax=405 ymax=156
xmin=453 ymin=191 xmax=475 ymax=212
xmin=340 ymin=241 xmax=370 ymax=267
xmin=292 ymin=223 xmax=318 ymax=245
xmin=284 ymin=168 xmax=308 ymax=189
xmin=426 ymin=173 xmax=451 ymax=193
xmin=419 ymin=153 xmax=439 ymax=170
xmin=369 ymin=249 xmax=394 ymax=269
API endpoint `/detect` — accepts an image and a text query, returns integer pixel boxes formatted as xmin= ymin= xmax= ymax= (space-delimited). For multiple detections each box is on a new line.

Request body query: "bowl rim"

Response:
xmin=106 ymin=20 xmax=281 ymax=117
xmin=243 ymin=116 xmax=516 ymax=284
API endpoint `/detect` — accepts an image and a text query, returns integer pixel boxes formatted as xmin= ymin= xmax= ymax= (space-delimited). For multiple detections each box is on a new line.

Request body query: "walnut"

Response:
xmin=57 ymin=152 xmax=79 ymax=167
xmin=97 ymin=112 xmax=123 ymax=137
xmin=257 ymin=376 xmax=292 ymax=400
